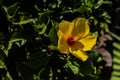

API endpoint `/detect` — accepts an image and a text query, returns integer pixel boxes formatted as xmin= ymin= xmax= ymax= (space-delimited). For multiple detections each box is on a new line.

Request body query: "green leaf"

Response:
xmin=3 ymin=31 xmax=26 ymax=56
xmin=113 ymin=42 xmax=120 ymax=50
xmin=74 ymin=5 xmax=90 ymax=13
xmin=3 ymin=2 xmax=20 ymax=19
xmin=110 ymin=33 xmax=120 ymax=80
xmin=89 ymin=16 xmax=98 ymax=26
xmin=109 ymin=31 xmax=120 ymax=41
xmin=101 ymin=11 xmax=111 ymax=23
xmin=2 ymin=72 xmax=13 ymax=80
xmin=39 ymin=67 xmax=53 ymax=80
xmin=8 ymin=3 xmax=20 ymax=16
xmin=3 ymin=39 xmax=26 ymax=56
xmin=84 ymin=0 xmax=93 ymax=8
xmin=48 ymin=44 xmax=58 ymax=50
xmin=79 ymin=59 xmax=94 ymax=75
xmin=38 ymin=11 xmax=53 ymax=24
xmin=100 ymin=22 xmax=109 ymax=32
xmin=103 ymin=1 xmax=112 ymax=5
xmin=48 ymin=21 xmax=58 ymax=45
xmin=13 ymin=19 xmax=34 ymax=25
xmin=0 ymin=54 xmax=5 ymax=68
xmin=66 ymin=61 xmax=79 ymax=74
xmin=37 ymin=24 xmax=47 ymax=34
xmin=94 ymin=0 xmax=103 ymax=9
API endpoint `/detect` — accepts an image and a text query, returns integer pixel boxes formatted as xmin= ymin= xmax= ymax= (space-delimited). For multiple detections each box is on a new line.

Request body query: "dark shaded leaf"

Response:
xmin=26 ymin=52 xmax=49 ymax=69
xmin=48 ymin=21 xmax=58 ymax=45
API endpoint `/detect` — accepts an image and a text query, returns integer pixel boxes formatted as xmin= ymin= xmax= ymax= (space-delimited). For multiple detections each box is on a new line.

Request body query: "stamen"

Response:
xmin=67 ymin=36 xmax=75 ymax=46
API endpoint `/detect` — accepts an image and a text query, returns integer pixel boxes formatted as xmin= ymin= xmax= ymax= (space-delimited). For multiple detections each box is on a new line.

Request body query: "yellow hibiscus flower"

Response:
xmin=57 ymin=17 xmax=97 ymax=61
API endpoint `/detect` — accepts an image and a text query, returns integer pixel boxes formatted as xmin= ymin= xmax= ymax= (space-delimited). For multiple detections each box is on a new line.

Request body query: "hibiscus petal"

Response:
xmin=57 ymin=30 xmax=63 ymax=38
xmin=58 ymin=36 xmax=69 ymax=54
xmin=79 ymin=33 xmax=97 ymax=51
xmin=70 ymin=42 xmax=84 ymax=51
xmin=72 ymin=18 xmax=90 ymax=39
xmin=59 ymin=20 xmax=74 ymax=37
xmin=71 ymin=50 xmax=88 ymax=61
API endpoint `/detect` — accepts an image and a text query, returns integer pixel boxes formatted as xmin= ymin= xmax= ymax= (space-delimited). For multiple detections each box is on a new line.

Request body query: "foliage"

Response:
xmin=109 ymin=31 xmax=120 ymax=80
xmin=0 ymin=0 xmax=113 ymax=80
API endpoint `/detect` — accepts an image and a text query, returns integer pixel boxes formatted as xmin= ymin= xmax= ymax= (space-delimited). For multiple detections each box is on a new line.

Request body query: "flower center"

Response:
xmin=67 ymin=36 xmax=75 ymax=46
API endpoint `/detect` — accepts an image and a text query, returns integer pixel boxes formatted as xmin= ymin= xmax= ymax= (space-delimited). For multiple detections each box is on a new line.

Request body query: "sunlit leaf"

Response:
xmin=65 ymin=61 xmax=79 ymax=74
xmin=48 ymin=44 xmax=58 ymax=50
xmin=100 ymin=22 xmax=109 ymax=32
xmin=94 ymin=0 xmax=103 ymax=9
xmin=38 ymin=24 xmax=47 ymax=34
xmin=2 ymin=72 xmax=12 ymax=80
xmin=109 ymin=31 xmax=120 ymax=41
xmin=13 ymin=19 xmax=34 ymax=25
